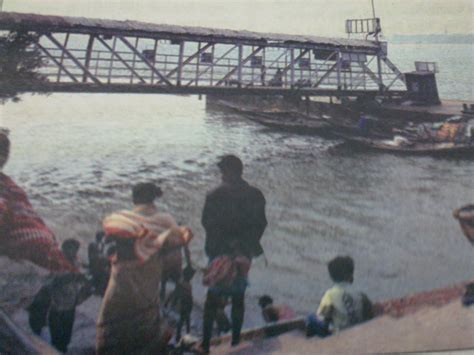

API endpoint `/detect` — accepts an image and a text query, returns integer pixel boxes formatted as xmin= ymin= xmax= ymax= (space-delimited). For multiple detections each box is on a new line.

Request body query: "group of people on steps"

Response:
xmin=1 ymin=130 xmax=375 ymax=354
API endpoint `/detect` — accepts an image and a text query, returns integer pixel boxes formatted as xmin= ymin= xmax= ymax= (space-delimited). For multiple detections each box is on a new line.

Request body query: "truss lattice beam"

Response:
xmin=313 ymin=62 xmax=338 ymax=88
xmin=94 ymin=35 xmax=146 ymax=83
xmin=382 ymin=57 xmax=405 ymax=84
xmin=44 ymin=33 xmax=101 ymax=84
xmin=359 ymin=62 xmax=385 ymax=89
xmin=0 ymin=11 xmax=408 ymax=96
xmin=216 ymin=46 xmax=264 ymax=86
xmin=118 ymin=36 xmax=172 ymax=86
xmin=186 ymin=45 xmax=238 ymax=87
xmin=36 ymin=42 xmax=79 ymax=83
xmin=157 ymin=42 xmax=212 ymax=84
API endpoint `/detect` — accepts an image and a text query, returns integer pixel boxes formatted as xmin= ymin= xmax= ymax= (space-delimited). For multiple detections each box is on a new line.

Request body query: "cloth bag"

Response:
xmin=203 ymin=255 xmax=250 ymax=288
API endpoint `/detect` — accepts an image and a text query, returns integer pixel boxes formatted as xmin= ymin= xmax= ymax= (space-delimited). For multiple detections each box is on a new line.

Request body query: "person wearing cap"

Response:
xmin=96 ymin=182 xmax=193 ymax=354
xmin=199 ymin=155 xmax=267 ymax=353
xmin=0 ymin=131 xmax=76 ymax=272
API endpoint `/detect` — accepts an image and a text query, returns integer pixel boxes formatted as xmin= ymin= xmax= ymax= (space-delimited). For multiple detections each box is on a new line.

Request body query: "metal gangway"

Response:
xmin=0 ymin=12 xmax=406 ymax=97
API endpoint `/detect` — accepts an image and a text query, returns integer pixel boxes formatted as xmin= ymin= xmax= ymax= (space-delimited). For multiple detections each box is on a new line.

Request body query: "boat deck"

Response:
xmin=382 ymin=99 xmax=473 ymax=117
xmin=310 ymin=97 xmax=474 ymax=121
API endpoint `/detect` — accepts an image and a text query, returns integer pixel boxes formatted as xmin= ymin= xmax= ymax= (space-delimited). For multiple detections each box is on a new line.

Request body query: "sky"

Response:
xmin=2 ymin=0 xmax=474 ymax=37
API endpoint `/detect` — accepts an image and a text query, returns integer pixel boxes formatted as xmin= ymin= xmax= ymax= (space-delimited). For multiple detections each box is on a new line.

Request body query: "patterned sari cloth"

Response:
xmin=96 ymin=205 xmax=179 ymax=354
xmin=0 ymin=173 xmax=75 ymax=272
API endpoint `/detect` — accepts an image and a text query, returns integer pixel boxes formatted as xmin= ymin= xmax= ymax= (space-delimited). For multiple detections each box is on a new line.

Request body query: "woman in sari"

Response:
xmin=96 ymin=183 xmax=193 ymax=354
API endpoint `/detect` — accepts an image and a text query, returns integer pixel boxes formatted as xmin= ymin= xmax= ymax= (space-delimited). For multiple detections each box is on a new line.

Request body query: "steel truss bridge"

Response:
xmin=0 ymin=12 xmax=407 ymax=97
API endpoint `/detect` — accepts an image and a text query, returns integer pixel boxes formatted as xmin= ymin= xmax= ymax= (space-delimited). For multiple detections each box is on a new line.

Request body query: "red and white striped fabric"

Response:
xmin=102 ymin=208 xmax=178 ymax=262
xmin=203 ymin=255 xmax=251 ymax=288
xmin=0 ymin=173 xmax=76 ymax=272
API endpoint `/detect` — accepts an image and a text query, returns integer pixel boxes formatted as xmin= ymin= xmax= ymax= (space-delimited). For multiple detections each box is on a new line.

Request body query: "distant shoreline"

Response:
xmin=388 ymin=34 xmax=474 ymax=44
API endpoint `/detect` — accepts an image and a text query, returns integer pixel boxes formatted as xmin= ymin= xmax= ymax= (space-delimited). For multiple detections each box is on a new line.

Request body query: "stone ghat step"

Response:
xmin=209 ymin=279 xmax=472 ymax=353
xmin=213 ymin=299 xmax=474 ymax=354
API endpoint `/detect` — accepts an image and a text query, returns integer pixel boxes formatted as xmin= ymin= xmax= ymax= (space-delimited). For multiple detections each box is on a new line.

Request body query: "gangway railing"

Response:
xmin=0 ymin=12 xmax=407 ymax=97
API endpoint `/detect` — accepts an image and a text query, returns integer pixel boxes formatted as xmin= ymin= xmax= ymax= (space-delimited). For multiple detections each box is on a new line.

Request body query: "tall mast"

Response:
xmin=371 ymin=0 xmax=380 ymax=42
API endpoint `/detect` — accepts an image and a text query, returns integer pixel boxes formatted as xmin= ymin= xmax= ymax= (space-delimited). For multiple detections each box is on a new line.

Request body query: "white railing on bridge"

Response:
xmin=33 ymin=34 xmax=405 ymax=93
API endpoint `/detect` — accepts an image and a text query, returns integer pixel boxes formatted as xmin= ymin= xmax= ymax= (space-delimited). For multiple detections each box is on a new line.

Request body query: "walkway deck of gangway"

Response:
xmin=0 ymin=12 xmax=406 ymax=97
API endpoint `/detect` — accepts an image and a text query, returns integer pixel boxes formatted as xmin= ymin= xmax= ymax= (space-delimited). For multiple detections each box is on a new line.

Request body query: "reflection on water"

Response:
xmin=3 ymin=92 xmax=474 ymax=319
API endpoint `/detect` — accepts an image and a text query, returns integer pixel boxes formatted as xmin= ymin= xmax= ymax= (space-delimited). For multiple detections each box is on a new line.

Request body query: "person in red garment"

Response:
xmin=0 ymin=130 xmax=76 ymax=272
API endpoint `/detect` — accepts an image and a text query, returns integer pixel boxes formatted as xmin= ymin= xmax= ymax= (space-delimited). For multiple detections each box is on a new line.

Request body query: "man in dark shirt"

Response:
xmin=200 ymin=155 xmax=267 ymax=353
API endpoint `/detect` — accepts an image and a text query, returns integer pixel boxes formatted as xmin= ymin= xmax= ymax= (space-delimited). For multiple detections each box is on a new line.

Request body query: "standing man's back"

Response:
xmin=202 ymin=173 xmax=267 ymax=259
xmin=199 ymin=155 xmax=267 ymax=353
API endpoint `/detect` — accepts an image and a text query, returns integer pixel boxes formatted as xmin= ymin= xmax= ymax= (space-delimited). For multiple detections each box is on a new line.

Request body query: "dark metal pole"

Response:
xmin=177 ymin=41 xmax=184 ymax=86
xmin=210 ymin=44 xmax=215 ymax=85
xmin=377 ymin=50 xmax=383 ymax=94
xmin=237 ymin=44 xmax=243 ymax=88
xmin=83 ymin=34 xmax=95 ymax=83
xmin=56 ymin=33 xmax=70 ymax=82
xmin=290 ymin=48 xmax=295 ymax=87
xmin=336 ymin=50 xmax=342 ymax=91
xmin=195 ymin=42 xmax=201 ymax=86
xmin=151 ymin=39 xmax=158 ymax=84
xmin=130 ymin=37 xmax=139 ymax=84
xmin=107 ymin=37 xmax=116 ymax=84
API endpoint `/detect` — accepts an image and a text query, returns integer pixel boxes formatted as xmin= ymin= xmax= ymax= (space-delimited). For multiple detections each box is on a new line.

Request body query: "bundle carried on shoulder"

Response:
xmin=103 ymin=210 xmax=186 ymax=262
xmin=0 ymin=173 xmax=76 ymax=272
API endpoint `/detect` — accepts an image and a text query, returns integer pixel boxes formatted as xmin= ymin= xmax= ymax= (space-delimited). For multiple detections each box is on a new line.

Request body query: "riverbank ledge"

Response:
xmin=212 ymin=280 xmax=474 ymax=354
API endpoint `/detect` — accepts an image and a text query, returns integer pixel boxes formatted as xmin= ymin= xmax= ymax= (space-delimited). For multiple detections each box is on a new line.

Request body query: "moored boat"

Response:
xmin=337 ymin=133 xmax=474 ymax=156
xmin=244 ymin=111 xmax=331 ymax=135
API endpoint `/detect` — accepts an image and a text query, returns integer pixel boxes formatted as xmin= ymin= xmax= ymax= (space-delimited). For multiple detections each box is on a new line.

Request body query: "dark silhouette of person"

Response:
xmin=165 ymin=265 xmax=196 ymax=342
xmin=260 ymin=65 xmax=266 ymax=86
xmin=28 ymin=239 xmax=90 ymax=353
xmin=88 ymin=231 xmax=110 ymax=296
xmin=274 ymin=68 xmax=283 ymax=87
xmin=199 ymin=155 xmax=267 ymax=353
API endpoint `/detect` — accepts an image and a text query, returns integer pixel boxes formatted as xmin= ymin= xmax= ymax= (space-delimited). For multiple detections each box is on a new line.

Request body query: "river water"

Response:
xmin=1 ymin=43 xmax=474 ymax=340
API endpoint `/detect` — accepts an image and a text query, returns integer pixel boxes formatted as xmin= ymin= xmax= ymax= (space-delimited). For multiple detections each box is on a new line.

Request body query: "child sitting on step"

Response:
xmin=306 ymin=255 xmax=373 ymax=337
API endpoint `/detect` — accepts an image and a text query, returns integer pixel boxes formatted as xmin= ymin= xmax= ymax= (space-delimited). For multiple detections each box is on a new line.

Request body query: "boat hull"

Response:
xmin=339 ymin=134 xmax=474 ymax=157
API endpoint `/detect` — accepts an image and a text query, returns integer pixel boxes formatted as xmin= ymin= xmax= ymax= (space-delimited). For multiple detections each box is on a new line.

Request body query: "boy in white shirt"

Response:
xmin=306 ymin=256 xmax=373 ymax=337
